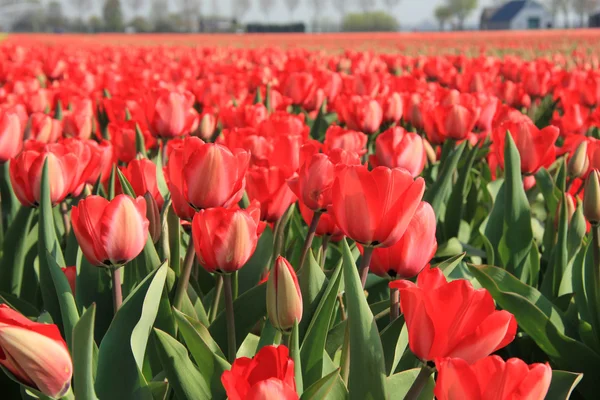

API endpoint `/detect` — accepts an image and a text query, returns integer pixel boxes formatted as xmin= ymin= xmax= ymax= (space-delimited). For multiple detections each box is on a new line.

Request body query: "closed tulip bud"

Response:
xmin=71 ymin=194 xmax=149 ymax=268
xmin=147 ymin=89 xmax=199 ymax=139
xmin=198 ymin=112 xmax=216 ymax=140
xmin=0 ymin=305 xmax=72 ymax=398
xmin=382 ymin=92 xmax=404 ymax=124
xmin=556 ymin=194 xmax=576 ymax=227
xmin=267 ymin=257 xmax=303 ymax=332
xmin=144 ymin=192 xmax=161 ymax=244
xmin=26 ymin=112 xmax=62 ymax=144
xmin=584 ymin=169 xmax=600 ymax=224
xmin=568 ymin=141 xmax=589 ymax=178
xmin=0 ymin=107 xmax=24 ymax=163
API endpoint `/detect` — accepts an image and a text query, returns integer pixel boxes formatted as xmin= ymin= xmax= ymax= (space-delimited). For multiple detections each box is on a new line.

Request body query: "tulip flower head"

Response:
xmin=0 ymin=305 xmax=72 ymax=398
xmin=369 ymin=126 xmax=427 ymax=177
xmin=267 ymin=256 xmax=303 ymax=332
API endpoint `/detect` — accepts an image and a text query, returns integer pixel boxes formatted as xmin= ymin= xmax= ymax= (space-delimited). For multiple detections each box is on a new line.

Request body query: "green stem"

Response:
xmin=173 ymin=238 xmax=196 ymax=311
xmin=297 ymin=211 xmax=322 ymax=271
xmin=593 ymin=225 xmax=600 ymax=330
xmin=224 ymin=273 xmax=237 ymax=363
xmin=404 ymin=364 xmax=435 ymax=400
xmin=209 ymin=275 xmax=224 ymax=323
xmin=111 ymin=267 xmax=123 ymax=314
xmin=359 ymin=246 xmax=374 ymax=288
xmin=340 ymin=321 xmax=350 ymax=385
xmin=273 ymin=329 xmax=283 ymax=345
xmin=390 ymin=287 xmax=399 ymax=322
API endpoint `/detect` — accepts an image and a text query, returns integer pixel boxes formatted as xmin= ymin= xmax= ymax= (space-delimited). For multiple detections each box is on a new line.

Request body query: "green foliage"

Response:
xmin=102 ymin=0 xmax=124 ymax=32
xmin=341 ymin=11 xmax=399 ymax=32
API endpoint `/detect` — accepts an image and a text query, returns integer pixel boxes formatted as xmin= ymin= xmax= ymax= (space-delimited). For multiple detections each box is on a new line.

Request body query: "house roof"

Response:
xmin=488 ymin=0 xmax=530 ymax=23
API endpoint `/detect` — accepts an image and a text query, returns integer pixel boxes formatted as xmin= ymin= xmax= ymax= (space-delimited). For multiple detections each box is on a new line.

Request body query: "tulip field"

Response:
xmin=2 ymin=30 xmax=600 ymax=399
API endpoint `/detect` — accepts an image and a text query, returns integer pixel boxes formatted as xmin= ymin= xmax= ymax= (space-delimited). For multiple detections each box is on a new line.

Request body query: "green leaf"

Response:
xmin=572 ymin=242 xmax=600 ymax=350
xmin=0 ymin=292 xmax=39 ymax=317
xmin=237 ymin=226 xmax=273 ymax=294
xmin=0 ymin=206 xmax=34 ymax=296
xmin=173 ymin=309 xmax=229 ymax=399
xmin=386 ymin=368 xmax=435 ymax=400
xmin=309 ymin=100 xmax=330 ymax=140
xmin=300 ymin=260 xmax=342 ymax=387
xmin=76 ymin=255 xmax=113 ymax=342
xmin=95 ymin=263 xmax=168 ymax=400
xmin=153 ymin=328 xmax=211 ymax=400
xmin=424 ymin=141 xmax=466 ymax=222
xmin=541 ymin=193 xmax=569 ymax=299
xmin=533 ymin=95 xmax=557 ymax=129
xmin=468 ymin=264 xmax=600 ymax=398
xmin=135 ymin=123 xmax=147 ymax=158
xmin=546 ymin=370 xmax=583 ymax=400
xmin=298 ymin=249 xmax=328 ymax=340
xmin=209 ymin=282 xmax=267 ymax=357
xmin=0 ymin=161 xmax=19 ymax=226
xmin=72 ymin=304 xmax=99 ymax=400
xmin=300 ymin=369 xmax=347 ymax=400
xmin=341 ymin=239 xmax=387 ymax=400
xmin=380 ymin=316 xmax=408 ymax=375
xmin=434 ymin=252 xmax=466 ymax=277
xmin=167 ymin=206 xmax=181 ymax=276
xmin=290 ymin=320 xmax=303 ymax=396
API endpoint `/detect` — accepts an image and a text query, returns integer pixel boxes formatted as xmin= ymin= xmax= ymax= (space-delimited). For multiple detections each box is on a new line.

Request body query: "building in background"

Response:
xmin=480 ymin=0 xmax=552 ymax=30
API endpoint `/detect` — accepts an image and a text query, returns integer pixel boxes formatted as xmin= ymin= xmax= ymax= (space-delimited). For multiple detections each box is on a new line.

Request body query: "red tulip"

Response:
xmin=0 ymin=305 xmax=72 ymax=398
xmin=283 ymin=72 xmax=315 ymax=106
xmin=118 ymin=158 xmax=164 ymax=210
xmin=288 ymin=149 xmax=361 ymax=212
xmin=323 ymin=125 xmax=368 ymax=156
xmin=381 ymin=92 xmax=404 ymax=124
xmin=179 ymin=138 xmax=249 ymax=210
xmin=246 ymin=165 xmax=297 ymax=222
xmin=163 ymin=139 xmax=196 ymax=221
xmin=391 ymin=265 xmax=517 ymax=363
xmin=60 ymin=138 xmax=105 ymax=196
xmin=26 ymin=112 xmax=62 ymax=144
xmin=86 ymin=140 xmax=114 ymax=184
xmin=339 ymin=95 xmax=383 ymax=134
xmin=267 ymin=256 xmax=303 ymax=331
xmin=298 ymin=202 xmax=343 ymax=240
xmin=492 ymin=117 xmax=559 ymax=175
xmin=9 ymin=142 xmax=79 ymax=207
xmin=197 ymin=111 xmax=217 ymax=140
xmin=435 ymin=356 xmax=552 ymax=400
xmin=191 ymin=203 xmax=264 ymax=273
xmin=432 ymin=102 xmax=479 ymax=141
xmin=363 ymin=202 xmax=436 ymax=279
xmin=61 ymin=266 xmax=76 ymax=294
xmin=331 ymin=165 xmax=425 ymax=247
xmin=146 ymin=89 xmax=199 ymax=138
xmin=220 ymin=103 xmax=267 ymax=130
xmin=369 ymin=127 xmax=427 ymax=177
xmin=62 ymin=98 xmax=95 ymax=140
xmin=71 ymin=194 xmax=149 ymax=267
xmin=108 ymin=120 xmax=155 ymax=164
xmin=0 ymin=106 xmax=24 ymax=163
xmin=221 ymin=345 xmax=297 ymax=400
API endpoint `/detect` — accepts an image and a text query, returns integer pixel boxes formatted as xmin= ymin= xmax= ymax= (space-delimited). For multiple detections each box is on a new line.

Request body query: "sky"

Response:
xmin=51 ymin=0 xmax=502 ymax=30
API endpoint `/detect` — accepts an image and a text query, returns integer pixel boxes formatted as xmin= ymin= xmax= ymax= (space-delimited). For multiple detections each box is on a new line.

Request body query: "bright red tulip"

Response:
xmin=246 ymin=165 xmax=297 ymax=222
xmin=0 ymin=106 xmax=24 ymax=163
xmin=323 ymin=125 xmax=368 ymax=156
xmin=369 ymin=127 xmax=427 ymax=177
xmin=197 ymin=111 xmax=217 ymax=140
xmin=283 ymin=72 xmax=315 ymax=105
xmin=363 ymin=202 xmax=436 ymax=279
xmin=62 ymin=98 xmax=95 ymax=140
xmin=71 ymin=194 xmax=149 ymax=267
xmin=221 ymin=345 xmax=297 ymax=400
xmin=61 ymin=266 xmax=76 ymax=294
xmin=163 ymin=139 xmax=196 ymax=221
xmin=108 ymin=120 xmax=156 ymax=164
xmin=492 ymin=117 xmax=559 ymax=175
xmin=287 ymin=149 xmax=361 ymax=212
xmin=146 ymin=89 xmax=199 ymax=138
xmin=0 ymin=305 xmax=72 ymax=398
xmin=391 ymin=265 xmax=517 ymax=364
xmin=267 ymin=256 xmax=303 ymax=332
xmin=339 ymin=95 xmax=383 ymax=134
xmin=381 ymin=92 xmax=404 ymax=124
xmin=434 ymin=356 xmax=552 ymax=400
xmin=191 ymin=203 xmax=264 ymax=273
xmin=331 ymin=165 xmax=425 ymax=247
xmin=86 ymin=140 xmax=114 ymax=184
xmin=432 ymin=102 xmax=479 ymax=141
xmin=118 ymin=158 xmax=164 ymax=210
xmin=26 ymin=112 xmax=62 ymax=144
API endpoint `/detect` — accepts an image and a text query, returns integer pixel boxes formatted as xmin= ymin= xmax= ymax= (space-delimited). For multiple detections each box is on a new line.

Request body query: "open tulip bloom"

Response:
xmin=2 ymin=35 xmax=600 ymax=400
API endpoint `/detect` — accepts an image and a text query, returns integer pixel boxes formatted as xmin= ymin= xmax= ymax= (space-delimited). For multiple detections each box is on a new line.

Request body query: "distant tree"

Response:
xmin=151 ymin=0 xmax=169 ymax=25
xmin=332 ymin=0 xmax=353 ymax=18
xmin=285 ymin=0 xmax=301 ymax=20
xmin=434 ymin=4 xmax=453 ymax=30
xmin=383 ymin=0 xmax=401 ymax=13
xmin=103 ymin=0 xmax=124 ymax=31
xmin=71 ymin=0 xmax=93 ymax=27
xmin=177 ymin=0 xmax=200 ymax=31
xmin=446 ymin=0 xmax=478 ymax=30
xmin=571 ymin=0 xmax=598 ymax=26
xmin=46 ymin=0 xmax=66 ymax=30
xmin=12 ymin=1 xmax=45 ymax=32
xmin=309 ymin=0 xmax=328 ymax=30
xmin=358 ymin=0 xmax=376 ymax=12
xmin=126 ymin=0 xmax=146 ymax=16
xmin=544 ymin=0 xmax=562 ymax=26
xmin=259 ymin=0 xmax=275 ymax=20
xmin=88 ymin=15 xmax=105 ymax=32
xmin=341 ymin=11 xmax=398 ymax=31
xmin=129 ymin=15 xmax=152 ymax=32
xmin=233 ymin=0 xmax=252 ymax=20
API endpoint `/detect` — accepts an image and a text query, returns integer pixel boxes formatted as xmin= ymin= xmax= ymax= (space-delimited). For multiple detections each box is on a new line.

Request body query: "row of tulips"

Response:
xmin=0 ymin=40 xmax=599 ymax=400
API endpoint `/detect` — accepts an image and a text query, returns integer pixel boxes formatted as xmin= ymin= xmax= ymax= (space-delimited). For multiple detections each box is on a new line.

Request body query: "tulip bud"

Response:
xmin=144 ymin=191 xmax=161 ymax=244
xmin=267 ymin=257 xmax=303 ymax=332
xmin=568 ymin=141 xmax=589 ymax=178
xmin=584 ymin=169 xmax=600 ymax=224
xmin=423 ymin=139 xmax=437 ymax=164
xmin=198 ymin=113 xmax=216 ymax=140
xmin=555 ymin=194 xmax=576 ymax=227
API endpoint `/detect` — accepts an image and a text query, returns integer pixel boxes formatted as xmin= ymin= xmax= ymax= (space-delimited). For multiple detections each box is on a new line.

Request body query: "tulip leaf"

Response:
xmin=424 ymin=141 xmax=466 ymax=222
xmin=0 ymin=161 xmax=19 ymax=226
xmin=135 ymin=123 xmax=147 ymax=158
xmin=208 ymin=281 xmax=267 ymax=357
xmin=434 ymin=252 xmax=466 ymax=277
xmin=95 ymin=263 xmax=168 ymax=400
xmin=237 ymin=226 xmax=273 ymax=295
xmin=340 ymin=239 xmax=388 ymax=400
xmin=0 ymin=292 xmax=39 ymax=318
xmin=386 ymin=368 xmax=435 ymax=400
xmin=546 ymin=370 xmax=583 ymax=400
xmin=468 ymin=264 xmax=600 ymax=398
xmin=380 ymin=316 xmax=408 ymax=375
xmin=72 ymin=304 xmax=99 ymax=400
xmin=0 ymin=206 xmax=34 ymax=296
xmin=572 ymin=242 xmax=600 ymax=350
xmin=167 ymin=205 xmax=181 ymax=276
xmin=153 ymin=328 xmax=211 ymax=400
xmin=300 ymin=369 xmax=347 ymax=400
xmin=298 ymin=249 xmax=328 ymax=340
xmin=173 ymin=308 xmax=229 ymax=400
xmin=541 ymin=193 xmax=569 ymax=299
xmin=290 ymin=320 xmax=304 ymax=396
xmin=300 ymin=259 xmax=342 ymax=387
xmin=309 ymin=100 xmax=330 ymax=141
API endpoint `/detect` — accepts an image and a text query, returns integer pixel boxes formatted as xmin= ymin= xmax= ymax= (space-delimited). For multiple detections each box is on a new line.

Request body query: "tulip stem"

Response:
xmin=592 ymin=225 xmax=600 ymax=327
xmin=337 ymin=293 xmax=347 ymax=321
xmin=405 ymin=364 xmax=435 ymax=400
xmin=111 ymin=267 xmax=123 ymax=314
xmin=173 ymin=238 xmax=196 ymax=311
xmin=298 ymin=211 xmax=322 ymax=271
xmin=224 ymin=273 xmax=237 ymax=363
xmin=390 ymin=287 xmax=399 ymax=322
xmin=209 ymin=275 xmax=224 ymax=323
xmin=320 ymin=235 xmax=330 ymax=269
xmin=359 ymin=246 xmax=374 ymax=288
